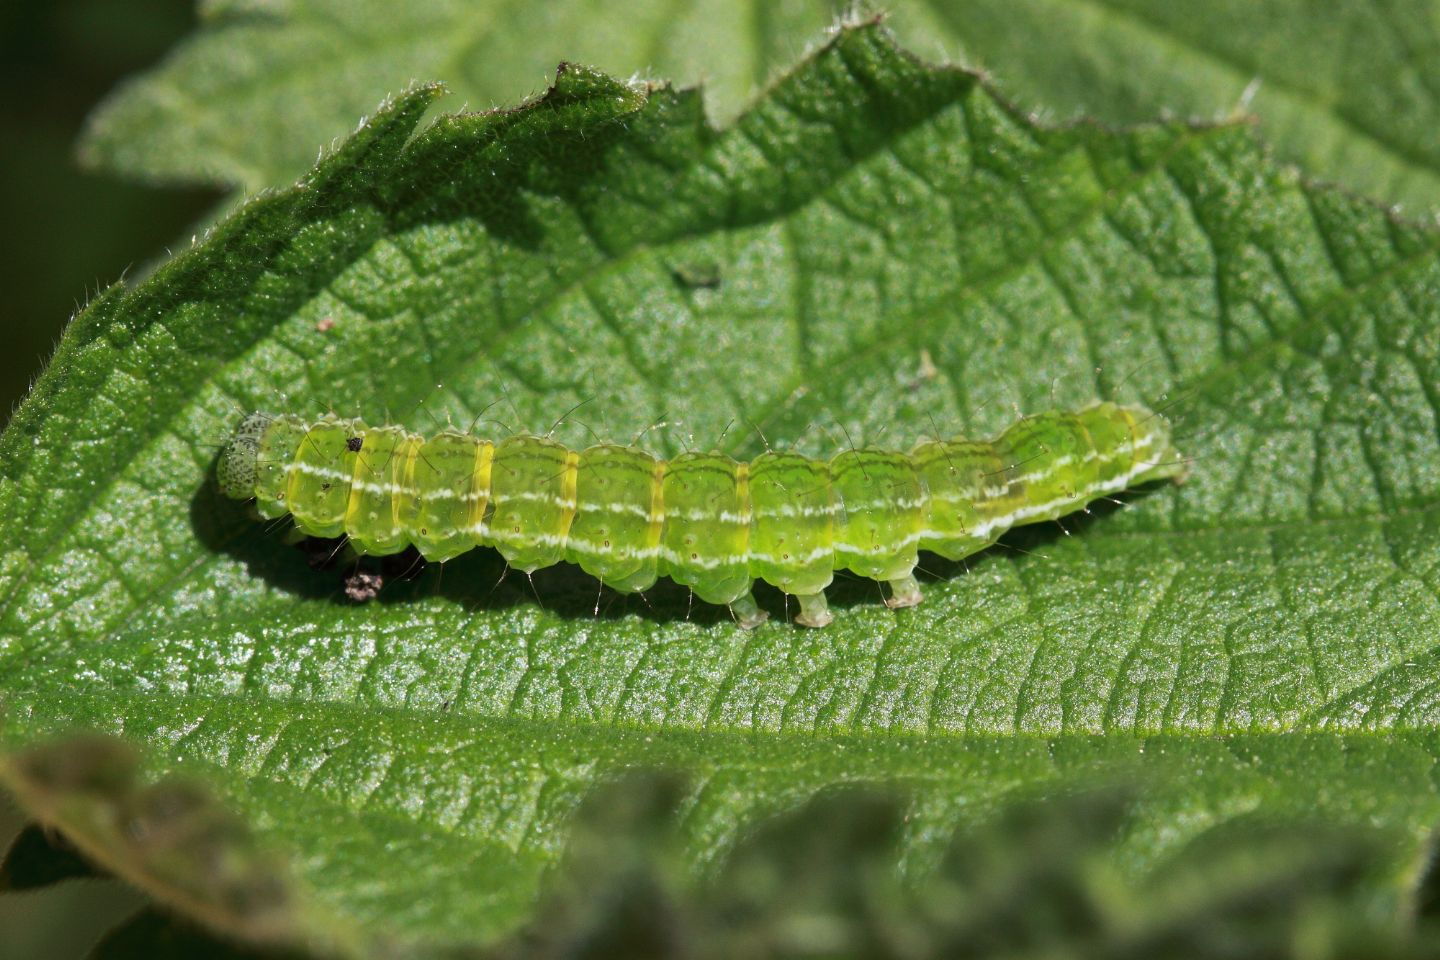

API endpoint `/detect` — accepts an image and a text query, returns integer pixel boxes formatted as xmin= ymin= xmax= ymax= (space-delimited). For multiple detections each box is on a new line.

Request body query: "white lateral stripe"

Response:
xmin=351 ymin=480 xmax=417 ymax=498
xmin=573 ymin=499 xmax=652 ymax=519
xmin=667 ymin=507 xmax=750 ymax=524
xmin=750 ymin=500 xmax=839 ymax=519
xmin=288 ymin=461 xmax=352 ymax=483
xmin=419 ymin=487 xmax=487 ymax=502
xmin=836 ymin=496 xmax=926 ymax=513
xmin=966 ymin=460 xmax=1156 ymax=541
xmin=494 ymin=489 xmax=574 ymax=509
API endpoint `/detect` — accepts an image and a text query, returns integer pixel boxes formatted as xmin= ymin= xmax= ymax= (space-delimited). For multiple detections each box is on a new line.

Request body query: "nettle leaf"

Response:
xmin=80 ymin=1 xmax=1440 ymax=211
xmin=6 ymin=22 xmax=1440 ymax=956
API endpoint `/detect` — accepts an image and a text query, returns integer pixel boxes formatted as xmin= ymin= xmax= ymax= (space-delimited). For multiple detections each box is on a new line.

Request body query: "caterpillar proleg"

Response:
xmin=218 ymin=401 xmax=1186 ymax=627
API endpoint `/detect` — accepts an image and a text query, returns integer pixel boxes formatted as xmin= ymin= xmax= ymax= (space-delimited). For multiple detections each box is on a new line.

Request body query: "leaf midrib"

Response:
xmin=12 ymin=589 xmax=1440 ymax=738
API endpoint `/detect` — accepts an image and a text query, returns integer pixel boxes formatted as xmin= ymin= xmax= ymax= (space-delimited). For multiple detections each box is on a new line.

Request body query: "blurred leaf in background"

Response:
xmin=500 ymin=774 xmax=1438 ymax=960
xmin=0 ymin=0 xmax=219 ymax=428
xmin=80 ymin=0 xmax=1440 ymax=211
xmin=0 ymin=790 xmax=145 ymax=960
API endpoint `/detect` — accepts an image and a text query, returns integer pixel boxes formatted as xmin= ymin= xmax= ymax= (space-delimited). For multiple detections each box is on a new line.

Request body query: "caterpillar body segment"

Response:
xmin=218 ymin=402 xmax=1187 ymax=627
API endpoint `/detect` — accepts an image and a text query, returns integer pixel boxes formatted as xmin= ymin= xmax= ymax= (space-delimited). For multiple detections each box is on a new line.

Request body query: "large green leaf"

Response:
xmin=8 ymin=21 xmax=1440 ymax=956
xmin=81 ymin=0 xmax=1440 ymax=211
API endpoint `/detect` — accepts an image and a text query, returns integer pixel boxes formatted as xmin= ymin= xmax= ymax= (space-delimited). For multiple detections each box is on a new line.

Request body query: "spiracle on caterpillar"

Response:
xmin=217 ymin=401 xmax=1187 ymax=628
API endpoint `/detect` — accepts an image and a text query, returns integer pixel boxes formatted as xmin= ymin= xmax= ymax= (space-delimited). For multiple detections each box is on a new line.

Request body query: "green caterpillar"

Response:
xmin=217 ymin=401 xmax=1186 ymax=627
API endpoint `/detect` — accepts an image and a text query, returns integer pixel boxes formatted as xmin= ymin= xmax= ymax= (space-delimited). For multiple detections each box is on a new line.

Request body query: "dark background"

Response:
xmin=0 ymin=0 xmax=220 ymax=428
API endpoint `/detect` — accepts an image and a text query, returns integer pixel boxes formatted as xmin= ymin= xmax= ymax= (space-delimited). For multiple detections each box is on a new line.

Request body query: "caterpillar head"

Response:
xmin=218 ymin=411 xmax=272 ymax=500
